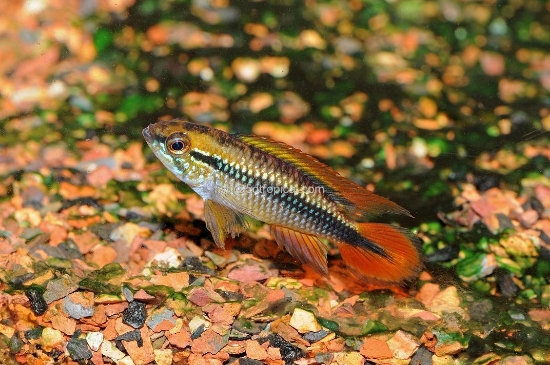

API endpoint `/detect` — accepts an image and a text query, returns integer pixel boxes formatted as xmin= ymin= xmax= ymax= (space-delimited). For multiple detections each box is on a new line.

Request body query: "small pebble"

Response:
xmin=360 ymin=338 xmax=394 ymax=359
xmin=498 ymin=272 xmax=519 ymax=298
xmin=334 ymin=352 xmax=364 ymax=365
xmin=8 ymin=273 xmax=34 ymax=286
xmin=246 ymin=340 xmax=268 ymax=360
xmin=434 ymin=341 xmax=466 ymax=357
xmin=122 ymin=286 xmax=134 ymax=302
xmin=289 ymin=308 xmax=321 ymax=333
xmin=468 ymin=299 xmax=494 ymax=322
xmin=67 ymin=333 xmax=93 ymax=361
xmin=518 ymin=209 xmax=539 ymax=228
xmin=303 ymin=328 xmax=331 ymax=342
xmin=133 ymin=289 xmax=156 ymax=302
xmin=19 ymin=227 xmax=43 ymax=240
xmin=25 ymin=288 xmax=48 ymax=315
xmin=189 ymin=315 xmax=209 ymax=339
xmin=147 ymin=308 xmax=175 ymax=331
xmin=526 ymin=196 xmax=545 ymax=216
xmin=262 ymin=334 xmax=303 ymax=363
xmin=387 ymin=330 xmax=421 ymax=360
xmin=496 ymin=213 xmax=515 ymax=230
xmin=181 ymin=256 xmax=215 ymax=274
xmin=43 ymin=275 xmax=80 ymax=303
xmin=63 ymin=296 xmax=94 ymax=319
xmin=229 ymin=327 xmax=252 ymax=340
xmin=123 ymin=300 xmax=147 ymax=329
xmin=148 ymin=247 xmax=182 ymax=268
xmin=24 ymin=328 xmax=42 ymax=340
xmin=86 ymin=332 xmax=104 ymax=351
xmin=204 ymin=250 xmax=228 ymax=267
xmin=41 ymin=328 xmax=64 ymax=349
xmin=411 ymin=346 xmax=433 ymax=365
xmin=154 ymin=349 xmax=173 ymax=365
xmin=426 ymin=245 xmax=459 ymax=262
xmin=116 ymin=329 xmax=143 ymax=347
xmin=100 ymin=340 xmax=126 ymax=362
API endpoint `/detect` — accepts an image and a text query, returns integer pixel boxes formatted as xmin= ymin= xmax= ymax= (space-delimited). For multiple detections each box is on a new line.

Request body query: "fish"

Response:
xmin=143 ymin=119 xmax=421 ymax=284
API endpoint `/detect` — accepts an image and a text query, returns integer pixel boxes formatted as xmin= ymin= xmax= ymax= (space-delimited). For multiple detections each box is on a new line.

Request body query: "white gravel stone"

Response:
xmin=85 ymin=332 xmax=104 ymax=351
xmin=289 ymin=308 xmax=321 ymax=333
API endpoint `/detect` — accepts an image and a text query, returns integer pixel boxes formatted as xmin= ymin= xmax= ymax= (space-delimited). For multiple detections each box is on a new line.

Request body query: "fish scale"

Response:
xmin=143 ymin=119 xmax=421 ymax=284
xmin=192 ymin=144 xmax=344 ymax=233
xmin=216 ymin=153 xmax=344 ymax=233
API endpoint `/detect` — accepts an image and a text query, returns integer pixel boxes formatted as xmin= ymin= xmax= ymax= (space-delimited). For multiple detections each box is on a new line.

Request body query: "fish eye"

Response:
xmin=166 ymin=133 xmax=190 ymax=155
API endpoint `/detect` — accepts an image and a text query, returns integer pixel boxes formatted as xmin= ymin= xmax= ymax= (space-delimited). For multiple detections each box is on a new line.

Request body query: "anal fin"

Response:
xmin=270 ymin=225 xmax=328 ymax=276
xmin=204 ymin=200 xmax=249 ymax=249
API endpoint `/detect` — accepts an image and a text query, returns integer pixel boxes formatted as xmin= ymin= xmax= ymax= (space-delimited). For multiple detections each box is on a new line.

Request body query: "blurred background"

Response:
xmin=2 ymin=1 xmax=549 ymax=207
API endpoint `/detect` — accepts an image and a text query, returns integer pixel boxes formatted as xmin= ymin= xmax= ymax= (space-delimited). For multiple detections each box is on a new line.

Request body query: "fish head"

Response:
xmin=143 ymin=120 xmax=217 ymax=189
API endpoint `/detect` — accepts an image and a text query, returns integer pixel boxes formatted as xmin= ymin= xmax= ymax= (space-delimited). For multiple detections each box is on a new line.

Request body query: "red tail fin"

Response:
xmin=336 ymin=223 xmax=421 ymax=284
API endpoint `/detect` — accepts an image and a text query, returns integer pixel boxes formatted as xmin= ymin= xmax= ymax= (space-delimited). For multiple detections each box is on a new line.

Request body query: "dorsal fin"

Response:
xmin=238 ymin=135 xmax=410 ymax=220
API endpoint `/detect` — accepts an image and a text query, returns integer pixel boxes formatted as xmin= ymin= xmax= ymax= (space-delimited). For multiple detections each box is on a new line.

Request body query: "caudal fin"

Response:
xmin=336 ymin=223 xmax=421 ymax=284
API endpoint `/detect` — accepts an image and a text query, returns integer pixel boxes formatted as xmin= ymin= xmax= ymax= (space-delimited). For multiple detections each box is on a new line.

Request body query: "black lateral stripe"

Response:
xmin=190 ymin=150 xmax=221 ymax=170
xmin=189 ymin=149 xmax=390 ymax=259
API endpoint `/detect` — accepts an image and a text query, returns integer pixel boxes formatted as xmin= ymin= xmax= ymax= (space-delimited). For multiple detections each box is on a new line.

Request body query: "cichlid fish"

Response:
xmin=143 ymin=119 xmax=421 ymax=284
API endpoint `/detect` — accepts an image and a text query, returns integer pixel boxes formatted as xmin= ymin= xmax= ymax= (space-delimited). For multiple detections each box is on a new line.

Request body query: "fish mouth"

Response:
xmin=142 ymin=124 xmax=153 ymax=143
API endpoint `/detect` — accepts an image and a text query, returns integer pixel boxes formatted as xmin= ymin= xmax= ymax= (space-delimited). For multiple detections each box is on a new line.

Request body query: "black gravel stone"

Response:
xmin=539 ymin=230 xmax=550 ymax=245
xmin=122 ymin=300 xmax=147 ymax=329
xmin=539 ymin=242 xmax=550 ymax=261
xmin=181 ymin=256 xmax=216 ymax=275
xmin=24 ymin=328 xmax=43 ymax=340
xmin=56 ymin=241 xmax=84 ymax=260
xmin=217 ymin=290 xmax=245 ymax=302
xmin=67 ymin=332 xmax=92 ymax=361
xmin=426 ymin=244 xmax=459 ymax=263
xmin=50 ymin=348 xmax=64 ymax=360
xmin=190 ymin=324 xmax=206 ymax=339
xmin=497 ymin=272 xmax=519 ymax=298
xmin=260 ymin=334 xmax=303 ymax=364
xmin=25 ymin=288 xmax=48 ymax=315
xmin=116 ymin=329 xmax=143 ymax=347
xmin=466 ymin=335 xmax=490 ymax=357
xmin=474 ymin=173 xmax=500 ymax=192
xmin=495 ymin=213 xmax=514 ymax=230
xmin=530 ymin=197 xmax=545 ymax=216
xmin=523 ymin=196 xmax=544 ymax=216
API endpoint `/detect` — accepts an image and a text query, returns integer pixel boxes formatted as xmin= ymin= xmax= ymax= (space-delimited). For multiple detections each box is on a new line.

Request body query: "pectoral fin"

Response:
xmin=204 ymin=200 xmax=249 ymax=248
xmin=269 ymin=225 xmax=329 ymax=276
